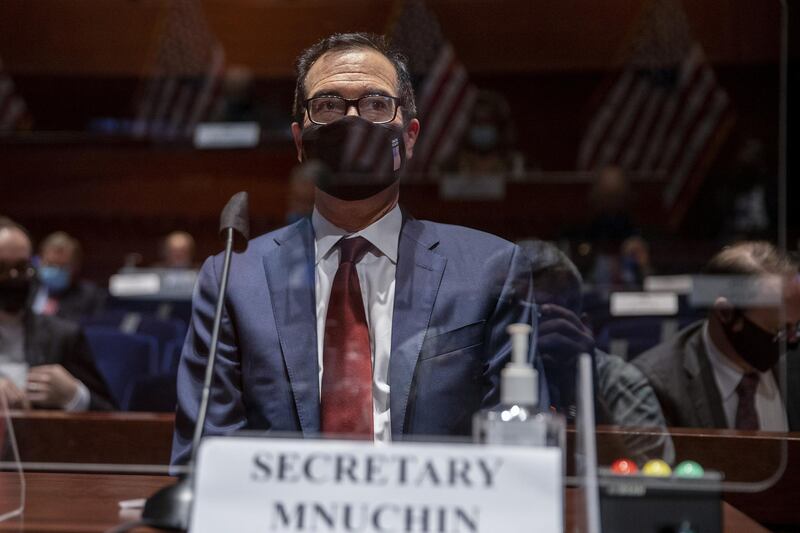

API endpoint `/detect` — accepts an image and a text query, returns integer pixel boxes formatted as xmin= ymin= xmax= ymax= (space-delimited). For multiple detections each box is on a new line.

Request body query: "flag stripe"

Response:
xmin=578 ymin=33 xmax=733 ymax=221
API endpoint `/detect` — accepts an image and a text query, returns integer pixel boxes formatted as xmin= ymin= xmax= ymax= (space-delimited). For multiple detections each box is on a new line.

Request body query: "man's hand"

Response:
xmin=538 ymin=303 xmax=596 ymax=411
xmin=538 ymin=303 xmax=595 ymax=367
xmin=0 ymin=377 xmax=30 ymax=409
xmin=26 ymin=365 xmax=80 ymax=409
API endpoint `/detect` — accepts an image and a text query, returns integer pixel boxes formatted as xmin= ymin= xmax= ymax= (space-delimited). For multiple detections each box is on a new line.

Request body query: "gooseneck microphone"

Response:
xmin=141 ymin=191 xmax=250 ymax=531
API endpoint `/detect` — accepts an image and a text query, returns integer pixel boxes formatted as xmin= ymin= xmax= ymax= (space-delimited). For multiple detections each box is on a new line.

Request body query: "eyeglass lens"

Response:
xmin=308 ymin=96 xmax=396 ymax=124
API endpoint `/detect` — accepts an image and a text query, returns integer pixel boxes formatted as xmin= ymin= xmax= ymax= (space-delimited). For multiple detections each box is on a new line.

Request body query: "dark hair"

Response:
xmin=518 ymin=239 xmax=584 ymax=314
xmin=40 ymin=231 xmax=83 ymax=266
xmin=292 ymin=32 xmax=417 ymax=124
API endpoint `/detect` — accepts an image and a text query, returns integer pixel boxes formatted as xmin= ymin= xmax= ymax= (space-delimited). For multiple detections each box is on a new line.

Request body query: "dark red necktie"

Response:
xmin=321 ymin=236 xmax=374 ymax=438
xmin=735 ymin=372 xmax=760 ymax=430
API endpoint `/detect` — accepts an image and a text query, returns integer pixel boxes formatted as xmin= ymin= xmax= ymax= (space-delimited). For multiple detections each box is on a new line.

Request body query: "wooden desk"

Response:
xmin=6 ymin=412 xmax=799 ymax=529
xmin=0 ymin=473 xmax=768 ymax=533
xmin=10 ymin=410 xmax=174 ymax=466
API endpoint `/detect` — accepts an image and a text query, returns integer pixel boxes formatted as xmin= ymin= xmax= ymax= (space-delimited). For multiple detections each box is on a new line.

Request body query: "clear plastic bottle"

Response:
xmin=473 ymin=323 xmax=565 ymax=449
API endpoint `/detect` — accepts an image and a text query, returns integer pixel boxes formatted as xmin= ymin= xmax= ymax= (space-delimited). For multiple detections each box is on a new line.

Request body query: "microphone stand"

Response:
xmin=141 ymin=192 xmax=249 ymax=531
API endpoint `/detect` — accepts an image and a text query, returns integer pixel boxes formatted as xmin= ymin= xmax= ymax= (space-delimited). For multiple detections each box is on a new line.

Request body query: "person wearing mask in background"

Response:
xmin=448 ymin=90 xmax=525 ymax=178
xmin=33 ymin=231 xmax=105 ymax=321
xmin=634 ymin=241 xmax=800 ymax=431
xmin=159 ymin=231 xmax=196 ymax=269
xmin=518 ymin=239 xmax=673 ymax=462
xmin=0 ymin=218 xmax=115 ymax=411
xmin=284 ymin=161 xmax=319 ymax=225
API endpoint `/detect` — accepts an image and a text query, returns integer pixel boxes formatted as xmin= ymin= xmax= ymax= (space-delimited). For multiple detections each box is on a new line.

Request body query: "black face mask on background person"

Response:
xmin=301 ymin=116 xmax=406 ymax=201
xmin=0 ymin=278 xmax=32 ymax=314
xmin=721 ymin=310 xmax=789 ymax=373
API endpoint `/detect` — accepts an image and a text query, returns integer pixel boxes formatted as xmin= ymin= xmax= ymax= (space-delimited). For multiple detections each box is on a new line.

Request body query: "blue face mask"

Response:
xmin=38 ymin=266 xmax=71 ymax=294
xmin=468 ymin=125 xmax=499 ymax=152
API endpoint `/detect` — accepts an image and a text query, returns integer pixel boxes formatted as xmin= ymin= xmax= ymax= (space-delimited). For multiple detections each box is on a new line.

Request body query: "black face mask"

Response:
xmin=0 ymin=279 xmax=32 ymax=314
xmin=301 ymin=116 xmax=406 ymax=201
xmin=722 ymin=311 xmax=783 ymax=373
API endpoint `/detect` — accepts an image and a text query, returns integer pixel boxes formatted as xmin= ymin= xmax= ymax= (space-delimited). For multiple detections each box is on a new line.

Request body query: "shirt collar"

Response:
xmin=703 ymin=322 xmax=746 ymax=401
xmin=311 ymin=204 xmax=402 ymax=265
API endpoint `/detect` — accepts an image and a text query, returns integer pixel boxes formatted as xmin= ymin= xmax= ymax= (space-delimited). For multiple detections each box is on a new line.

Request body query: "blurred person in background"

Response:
xmin=715 ymin=138 xmax=776 ymax=243
xmin=0 ymin=218 xmax=114 ymax=411
xmin=33 ymin=231 xmax=105 ymax=321
xmin=519 ymin=239 xmax=673 ymax=462
xmin=619 ymin=235 xmax=654 ymax=287
xmin=634 ymin=241 xmax=800 ymax=431
xmin=446 ymin=90 xmax=524 ymax=178
xmin=575 ymin=165 xmax=642 ymax=287
xmin=159 ymin=231 xmax=196 ymax=269
xmin=285 ymin=161 xmax=319 ymax=225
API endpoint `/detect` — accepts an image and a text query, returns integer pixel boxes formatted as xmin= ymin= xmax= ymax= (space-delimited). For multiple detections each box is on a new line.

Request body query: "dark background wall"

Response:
xmin=0 ymin=0 xmax=789 ymax=281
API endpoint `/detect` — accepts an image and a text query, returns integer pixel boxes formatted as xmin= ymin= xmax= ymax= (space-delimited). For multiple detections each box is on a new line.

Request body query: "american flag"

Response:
xmin=390 ymin=0 xmax=477 ymax=179
xmin=0 ymin=58 xmax=30 ymax=132
xmin=132 ymin=0 xmax=225 ymax=141
xmin=577 ymin=0 xmax=734 ymax=225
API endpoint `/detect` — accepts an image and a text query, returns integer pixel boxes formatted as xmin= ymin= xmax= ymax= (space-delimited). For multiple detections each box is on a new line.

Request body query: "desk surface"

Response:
xmin=6 ymin=411 xmax=798 ymax=529
xmin=0 ymin=472 xmax=768 ymax=533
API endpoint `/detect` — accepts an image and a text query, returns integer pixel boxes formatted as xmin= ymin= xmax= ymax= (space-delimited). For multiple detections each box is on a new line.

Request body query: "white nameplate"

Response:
xmin=193 ymin=122 xmax=261 ymax=149
xmin=610 ymin=291 xmax=678 ymax=316
xmin=644 ymin=275 xmax=693 ymax=294
xmin=191 ymin=437 xmax=562 ymax=533
xmin=439 ymin=174 xmax=506 ymax=201
xmin=108 ymin=273 xmax=160 ymax=297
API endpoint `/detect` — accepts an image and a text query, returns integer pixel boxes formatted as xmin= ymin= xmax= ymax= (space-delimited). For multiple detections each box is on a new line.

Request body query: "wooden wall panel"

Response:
xmin=0 ymin=0 xmax=781 ymax=76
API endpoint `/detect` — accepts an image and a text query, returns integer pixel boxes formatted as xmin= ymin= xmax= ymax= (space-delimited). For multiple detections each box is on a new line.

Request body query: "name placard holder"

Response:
xmin=191 ymin=437 xmax=563 ymax=533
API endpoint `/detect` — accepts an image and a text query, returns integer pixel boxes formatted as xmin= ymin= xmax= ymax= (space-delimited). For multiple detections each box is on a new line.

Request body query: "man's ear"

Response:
xmin=712 ymin=296 xmax=736 ymax=324
xmin=403 ymin=118 xmax=420 ymax=160
xmin=291 ymin=122 xmax=303 ymax=163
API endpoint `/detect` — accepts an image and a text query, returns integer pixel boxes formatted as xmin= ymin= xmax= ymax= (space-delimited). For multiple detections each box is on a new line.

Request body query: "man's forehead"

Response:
xmin=305 ymin=48 xmax=398 ymax=98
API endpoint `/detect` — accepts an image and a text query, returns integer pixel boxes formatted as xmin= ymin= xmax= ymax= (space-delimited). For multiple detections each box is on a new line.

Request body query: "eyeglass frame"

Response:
xmin=0 ymin=262 xmax=35 ymax=283
xmin=303 ymin=94 xmax=403 ymax=125
xmin=773 ymin=321 xmax=800 ymax=345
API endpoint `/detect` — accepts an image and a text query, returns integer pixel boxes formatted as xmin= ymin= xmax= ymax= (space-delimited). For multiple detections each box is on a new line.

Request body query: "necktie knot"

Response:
xmin=339 ymin=236 xmax=371 ymax=264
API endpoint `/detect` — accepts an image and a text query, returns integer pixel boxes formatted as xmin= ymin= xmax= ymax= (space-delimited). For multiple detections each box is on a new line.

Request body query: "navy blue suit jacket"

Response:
xmin=171 ymin=215 xmax=536 ymax=464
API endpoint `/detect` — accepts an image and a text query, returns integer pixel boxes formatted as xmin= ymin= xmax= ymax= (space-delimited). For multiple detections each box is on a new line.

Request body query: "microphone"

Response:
xmin=141 ymin=191 xmax=250 ymax=531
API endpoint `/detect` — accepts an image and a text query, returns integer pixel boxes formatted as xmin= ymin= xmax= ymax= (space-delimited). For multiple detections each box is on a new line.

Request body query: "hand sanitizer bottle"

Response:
xmin=473 ymin=323 xmax=565 ymax=448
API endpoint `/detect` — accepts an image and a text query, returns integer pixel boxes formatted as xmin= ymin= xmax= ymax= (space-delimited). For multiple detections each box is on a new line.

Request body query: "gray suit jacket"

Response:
xmin=633 ymin=320 xmax=798 ymax=431
xmin=633 ymin=321 xmax=730 ymax=429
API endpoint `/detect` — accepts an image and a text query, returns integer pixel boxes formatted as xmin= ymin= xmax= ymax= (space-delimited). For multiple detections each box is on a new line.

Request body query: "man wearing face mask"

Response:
xmin=172 ymin=33 xmax=536 ymax=464
xmin=633 ymin=241 xmax=800 ymax=431
xmin=32 ymin=231 xmax=105 ymax=321
xmin=0 ymin=219 xmax=115 ymax=411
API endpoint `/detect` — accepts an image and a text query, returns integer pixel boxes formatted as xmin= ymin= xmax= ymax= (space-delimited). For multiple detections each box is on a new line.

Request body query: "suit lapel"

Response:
xmin=389 ymin=218 xmax=446 ymax=436
xmin=684 ymin=329 xmax=728 ymax=428
xmin=263 ymin=219 xmax=320 ymax=434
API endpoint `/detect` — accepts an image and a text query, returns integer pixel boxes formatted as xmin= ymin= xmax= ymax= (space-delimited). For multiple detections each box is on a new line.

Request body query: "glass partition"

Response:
xmin=0 ymin=0 xmax=793 ymax=531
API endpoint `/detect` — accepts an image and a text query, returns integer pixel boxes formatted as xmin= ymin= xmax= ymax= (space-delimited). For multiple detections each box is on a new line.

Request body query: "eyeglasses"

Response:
xmin=774 ymin=321 xmax=800 ymax=345
xmin=0 ymin=262 xmax=35 ymax=282
xmin=304 ymin=95 xmax=401 ymax=125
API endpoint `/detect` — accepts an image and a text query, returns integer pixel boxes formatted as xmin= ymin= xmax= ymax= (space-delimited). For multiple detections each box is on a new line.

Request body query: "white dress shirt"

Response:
xmin=312 ymin=205 xmax=401 ymax=443
xmin=703 ymin=323 xmax=787 ymax=431
xmin=0 ymin=310 xmax=90 ymax=412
